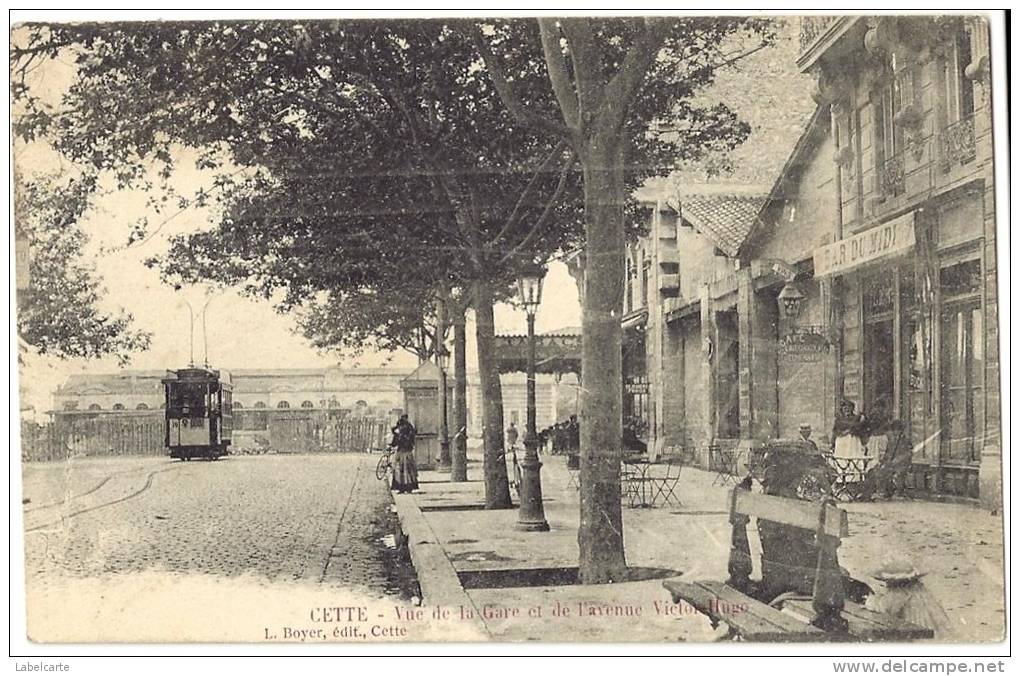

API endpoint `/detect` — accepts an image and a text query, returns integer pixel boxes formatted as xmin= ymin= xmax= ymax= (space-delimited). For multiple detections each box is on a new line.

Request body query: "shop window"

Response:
xmin=939 ymin=259 xmax=982 ymax=297
xmin=863 ymin=275 xmax=896 ymax=317
xmin=900 ymin=260 xmax=938 ymax=459
xmin=862 ymin=275 xmax=896 ymax=427
xmin=939 ymin=258 xmax=983 ymax=464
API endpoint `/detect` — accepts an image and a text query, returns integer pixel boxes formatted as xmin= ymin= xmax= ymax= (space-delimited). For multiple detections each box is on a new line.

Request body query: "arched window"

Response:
xmin=301 ymin=400 xmax=314 ymax=409
xmin=136 ymin=403 xmax=150 ymax=410
xmin=254 ymin=401 xmax=266 ymax=409
xmin=63 ymin=401 xmax=79 ymax=411
xmin=88 ymin=403 xmax=102 ymax=411
xmin=277 ymin=401 xmax=291 ymax=409
xmin=355 ymin=400 xmax=368 ymax=409
xmin=112 ymin=403 xmax=125 ymax=411
xmin=233 ymin=402 xmax=243 ymax=409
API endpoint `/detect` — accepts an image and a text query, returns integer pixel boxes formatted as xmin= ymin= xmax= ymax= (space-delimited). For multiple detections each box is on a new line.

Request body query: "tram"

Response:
xmin=162 ymin=367 xmax=233 ymax=460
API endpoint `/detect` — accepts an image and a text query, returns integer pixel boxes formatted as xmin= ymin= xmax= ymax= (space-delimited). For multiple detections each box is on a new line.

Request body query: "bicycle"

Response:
xmin=372 ymin=447 xmax=394 ymax=481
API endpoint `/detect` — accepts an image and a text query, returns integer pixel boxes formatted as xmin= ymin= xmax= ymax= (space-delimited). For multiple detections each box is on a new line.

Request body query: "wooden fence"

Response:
xmin=21 ymin=414 xmax=166 ymax=462
xmin=21 ymin=411 xmax=392 ymax=461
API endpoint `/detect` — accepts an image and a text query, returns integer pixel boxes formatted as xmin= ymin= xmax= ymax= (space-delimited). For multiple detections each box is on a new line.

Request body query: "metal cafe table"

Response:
xmin=826 ymin=454 xmax=874 ymax=501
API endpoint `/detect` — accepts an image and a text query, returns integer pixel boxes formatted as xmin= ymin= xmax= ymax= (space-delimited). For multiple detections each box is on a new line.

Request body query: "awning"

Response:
xmin=621 ymin=308 xmax=648 ymax=331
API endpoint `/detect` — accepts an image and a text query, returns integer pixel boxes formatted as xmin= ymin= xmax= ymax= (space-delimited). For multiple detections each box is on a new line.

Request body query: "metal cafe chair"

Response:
xmin=710 ymin=444 xmax=741 ymax=487
xmin=620 ymin=458 xmax=648 ymax=507
xmin=565 ymin=453 xmax=581 ymax=491
xmin=648 ymin=446 xmax=690 ymax=508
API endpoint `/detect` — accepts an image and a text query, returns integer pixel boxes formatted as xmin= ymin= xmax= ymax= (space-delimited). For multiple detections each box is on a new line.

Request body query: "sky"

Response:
xmin=15 ymin=132 xmax=583 ymax=415
xmin=12 ymin=30 xmax=587 ymax=415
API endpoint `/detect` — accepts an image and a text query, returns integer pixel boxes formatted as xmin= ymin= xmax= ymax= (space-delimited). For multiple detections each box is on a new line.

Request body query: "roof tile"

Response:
xmin=679 ymin=194 xmax=766 ymax=258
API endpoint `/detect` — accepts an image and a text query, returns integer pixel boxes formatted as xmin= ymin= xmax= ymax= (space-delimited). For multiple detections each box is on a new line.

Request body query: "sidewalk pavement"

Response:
xmin=392 ymin=449 xmax=1005 ymax=642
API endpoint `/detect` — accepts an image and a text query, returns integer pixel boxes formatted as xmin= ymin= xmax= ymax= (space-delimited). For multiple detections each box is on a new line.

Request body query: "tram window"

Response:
xmin=169 ymin=383 xmax=207 ymax=413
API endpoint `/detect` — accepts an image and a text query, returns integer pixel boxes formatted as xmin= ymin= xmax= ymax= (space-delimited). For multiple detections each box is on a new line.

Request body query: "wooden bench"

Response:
xmin=662 ymin=483 xmax=933 ymax=642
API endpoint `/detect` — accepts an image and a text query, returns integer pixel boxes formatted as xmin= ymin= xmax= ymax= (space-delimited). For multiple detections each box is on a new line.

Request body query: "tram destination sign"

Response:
xmin=814 ymin=211 xmax=915 ymax=277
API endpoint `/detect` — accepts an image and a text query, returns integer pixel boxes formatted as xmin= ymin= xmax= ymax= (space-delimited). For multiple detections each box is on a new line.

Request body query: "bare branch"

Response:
xmin=537 ymin=19 xmax=580 ymax=129
xmin=484 ymin=139 xmax=569 ymax=249
xmin=466 ymin=22 xmax=571 ymax=140
xmin=600 ymin=18 xmax=676 ymax=130
xmin=557 ymin=18 xmax=605 ymax=120
xmin=498 ymin=150 xmax=576 ymax=266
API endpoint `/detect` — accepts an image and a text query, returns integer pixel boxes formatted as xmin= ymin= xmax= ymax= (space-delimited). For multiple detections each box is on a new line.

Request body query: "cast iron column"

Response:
xmin=517 ymin=311 xmax=550 ymax=531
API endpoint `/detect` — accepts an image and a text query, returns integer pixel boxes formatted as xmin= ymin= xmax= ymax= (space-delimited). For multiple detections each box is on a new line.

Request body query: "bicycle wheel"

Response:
xmin=376 ymin=454 xmax=390 ymax=481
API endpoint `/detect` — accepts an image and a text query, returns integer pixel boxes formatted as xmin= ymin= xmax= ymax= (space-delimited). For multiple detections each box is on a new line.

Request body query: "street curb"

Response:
xmin=391 ymin=491 xmax=491 ymax=639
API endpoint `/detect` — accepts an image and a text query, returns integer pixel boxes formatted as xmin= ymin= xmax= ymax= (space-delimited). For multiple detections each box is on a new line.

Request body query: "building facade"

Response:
xmin=53 ymin=367 xmax=408 ymax=420
xmin=50 ymin=366 xmax=565 ymax=442
xmin=629 ymin=15 xmax=999 ymax=506
xmin=797 ymin=15 xmax=998 ymax=504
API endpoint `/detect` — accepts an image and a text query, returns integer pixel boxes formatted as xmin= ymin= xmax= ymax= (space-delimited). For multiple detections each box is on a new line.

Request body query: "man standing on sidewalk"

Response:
xmin=506 ymin=421 xmax=519 ymax=450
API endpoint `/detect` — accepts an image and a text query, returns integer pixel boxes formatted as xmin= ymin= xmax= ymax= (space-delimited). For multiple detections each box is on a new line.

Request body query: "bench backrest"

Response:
xmin=730 ymin=489 xmax=848 ymax=538
xmin=726 ymin=484 xmax=850 ymax=633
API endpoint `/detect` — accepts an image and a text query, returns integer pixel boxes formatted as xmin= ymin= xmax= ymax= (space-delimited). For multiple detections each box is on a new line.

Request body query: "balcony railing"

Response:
xmin=799 ymin=16 xmax=839 ymax=52
xmin=879 ymin=152 xmax=906 ymax=198
xmin=939 ymin=115 xmax=977 ymax=172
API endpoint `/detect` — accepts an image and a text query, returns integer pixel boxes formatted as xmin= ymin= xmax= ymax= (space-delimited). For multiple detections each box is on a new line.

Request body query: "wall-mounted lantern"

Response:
xmin=778 ymin=282 xmax=806 ymax=320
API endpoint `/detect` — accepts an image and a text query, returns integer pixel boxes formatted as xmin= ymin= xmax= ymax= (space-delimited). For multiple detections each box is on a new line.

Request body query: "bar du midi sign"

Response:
xmin=813 ymin=211 xmax=916 ymax=277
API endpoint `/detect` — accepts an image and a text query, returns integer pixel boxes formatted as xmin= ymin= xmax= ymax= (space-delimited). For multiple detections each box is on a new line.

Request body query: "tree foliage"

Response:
xmin=11 ymin=16 xmax=775 ymax=529
xmin=470 ymin=16 xmax=774 ymax=581
xmin=14 ymin=170 xmax=152 ymax=364
xmin=12 ymin=20 xmax=585 ymax=356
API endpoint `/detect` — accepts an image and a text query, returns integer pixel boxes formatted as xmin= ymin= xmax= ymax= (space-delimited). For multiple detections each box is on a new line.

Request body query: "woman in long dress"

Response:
xmin=390 ymin=414 xmax=419 ymax=494
xmin=831 ymin=399 xmax=868 ymax=482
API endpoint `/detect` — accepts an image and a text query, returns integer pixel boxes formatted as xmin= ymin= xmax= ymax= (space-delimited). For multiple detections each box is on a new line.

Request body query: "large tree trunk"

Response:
xmin=474 ymin=280 xmax=513 ymax=508
xmin=577 ymin=134 xmax=628 ymax=583
xmin=451 ymin=306 xmax=469 ymax=482
xmin=435 ymin=291 xmax=451 ymax=470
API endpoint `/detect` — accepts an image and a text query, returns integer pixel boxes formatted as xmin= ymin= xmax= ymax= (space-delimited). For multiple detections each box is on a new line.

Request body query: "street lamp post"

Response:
xmin=516 ymin=265 xmax=550 ymax=532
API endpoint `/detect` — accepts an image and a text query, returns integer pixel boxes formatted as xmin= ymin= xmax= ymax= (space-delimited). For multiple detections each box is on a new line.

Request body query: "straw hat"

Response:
xmin=866 ymin=556 xmax=951 ymax=638
xmin=872 ymin=556 xmax=924 ymax=583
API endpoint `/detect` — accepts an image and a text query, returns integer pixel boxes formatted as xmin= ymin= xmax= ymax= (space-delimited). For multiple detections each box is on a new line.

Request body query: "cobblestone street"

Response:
xmin=23 ymin=454 xmax=416 ymax=597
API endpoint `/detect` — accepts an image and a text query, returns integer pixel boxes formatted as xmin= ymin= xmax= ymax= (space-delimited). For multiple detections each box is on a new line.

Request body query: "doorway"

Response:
xmin=716 ymin=309 xmax=740 ymax=438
